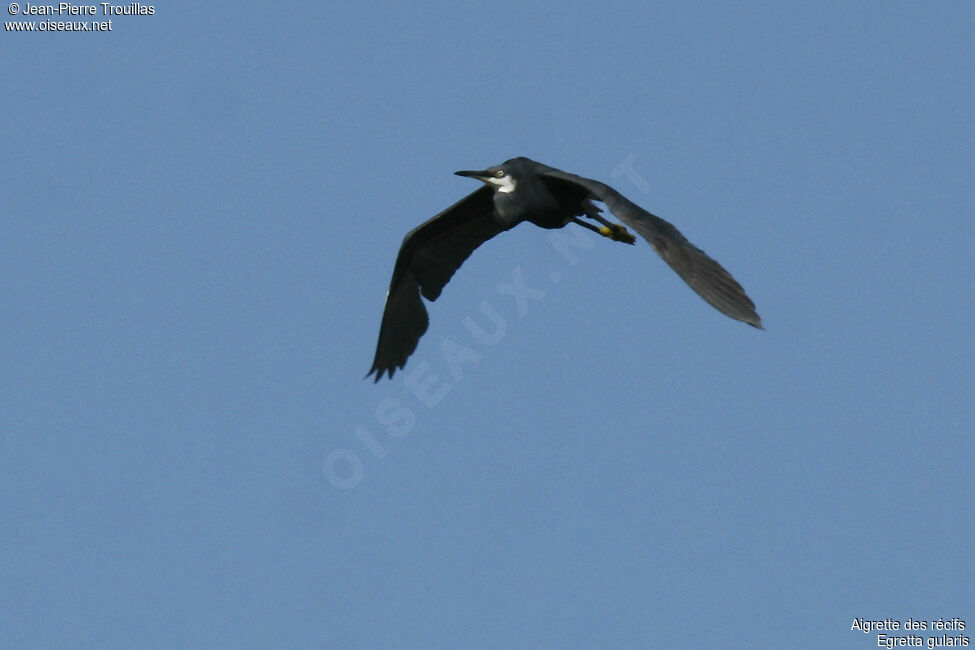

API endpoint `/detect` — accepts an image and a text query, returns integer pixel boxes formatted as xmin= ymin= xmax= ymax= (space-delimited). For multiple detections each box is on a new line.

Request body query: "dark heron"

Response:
xmin=367 ymin=157 xmax=762 ymax=381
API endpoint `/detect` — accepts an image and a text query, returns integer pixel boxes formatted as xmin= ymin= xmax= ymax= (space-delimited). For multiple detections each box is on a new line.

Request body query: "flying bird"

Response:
xmin=368 ymin=157 xmax=761 ymax=381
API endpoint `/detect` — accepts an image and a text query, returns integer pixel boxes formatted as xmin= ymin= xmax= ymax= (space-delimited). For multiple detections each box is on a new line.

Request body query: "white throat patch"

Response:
xmin=488 ymin=175 xmax=517 ymax=193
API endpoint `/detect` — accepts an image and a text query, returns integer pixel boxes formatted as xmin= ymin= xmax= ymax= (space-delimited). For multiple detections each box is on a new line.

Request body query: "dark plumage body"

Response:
xmin=491 ymin=158 xmax=588 ymax=229
xmin=368 ymin=157 xmax=762 ymax=381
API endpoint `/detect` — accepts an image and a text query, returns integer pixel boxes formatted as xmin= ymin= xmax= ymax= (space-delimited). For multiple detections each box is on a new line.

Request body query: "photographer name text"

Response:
xmin=14 ymin=2 xmax=153 ymax=16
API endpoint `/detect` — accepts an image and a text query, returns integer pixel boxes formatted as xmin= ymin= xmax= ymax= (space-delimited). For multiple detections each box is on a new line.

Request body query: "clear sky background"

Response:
xmin=2 ymin=2 xmax=972 ymax=649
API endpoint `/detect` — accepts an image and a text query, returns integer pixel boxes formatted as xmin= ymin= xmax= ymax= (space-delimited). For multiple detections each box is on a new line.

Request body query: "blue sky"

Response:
xmin=2 ymin=2 xmax=972 ymax=648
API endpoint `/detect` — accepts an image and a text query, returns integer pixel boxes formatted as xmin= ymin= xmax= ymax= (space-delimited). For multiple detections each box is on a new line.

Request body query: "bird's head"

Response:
xmin=455 ymin=163 xmax=518 ymax=193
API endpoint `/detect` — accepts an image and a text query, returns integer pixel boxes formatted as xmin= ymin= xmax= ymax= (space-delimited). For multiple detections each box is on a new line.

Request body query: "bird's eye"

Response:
xmin=495 ymin=170 xmax=505 ymax=178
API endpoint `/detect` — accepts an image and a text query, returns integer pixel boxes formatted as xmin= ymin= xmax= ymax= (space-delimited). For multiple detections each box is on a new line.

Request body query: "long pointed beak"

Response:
xmin=454 ymin=169 xmax=491 ymax=180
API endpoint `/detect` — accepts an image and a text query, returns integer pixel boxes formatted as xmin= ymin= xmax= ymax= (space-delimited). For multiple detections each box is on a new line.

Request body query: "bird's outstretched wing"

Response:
xmin=538 ymin=165 xmax=763 ymax=328
xmin=368 ymin=186 xmax=505 ymax=381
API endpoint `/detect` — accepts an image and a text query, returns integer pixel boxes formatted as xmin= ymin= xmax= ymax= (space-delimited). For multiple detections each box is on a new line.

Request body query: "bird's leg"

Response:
xmin=569 ymin=216 xmax=605 ymax=236
xmin=577 ymin=201 xmax=636 ymax=245
xmin=582 ymin=200 xmax=636 ymax=245
xmin=597 ymin=221 xmax=636 ymax=245
xmin=569 ymin=216 xmax=635 ymax=245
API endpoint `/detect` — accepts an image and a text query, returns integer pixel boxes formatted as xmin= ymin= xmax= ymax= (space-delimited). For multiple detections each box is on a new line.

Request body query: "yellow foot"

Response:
xmin=599 ymin=224 xmax=636 ymax=245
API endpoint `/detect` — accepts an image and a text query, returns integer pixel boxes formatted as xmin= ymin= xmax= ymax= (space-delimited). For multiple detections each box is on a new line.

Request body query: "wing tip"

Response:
xmin=365 ymin=365 xmax=397 ymax=383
